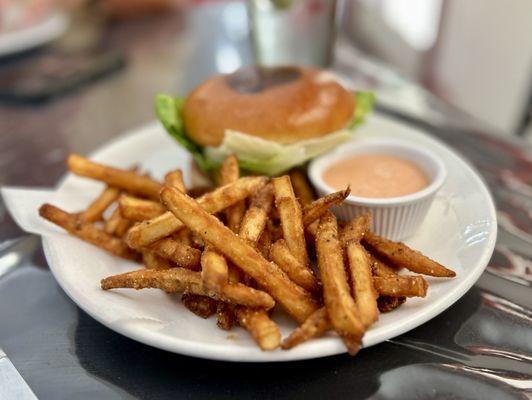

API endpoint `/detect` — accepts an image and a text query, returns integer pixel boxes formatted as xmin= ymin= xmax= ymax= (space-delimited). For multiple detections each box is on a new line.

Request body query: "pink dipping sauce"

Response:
xmin=323 ymin=154 xmax=429 ymax=198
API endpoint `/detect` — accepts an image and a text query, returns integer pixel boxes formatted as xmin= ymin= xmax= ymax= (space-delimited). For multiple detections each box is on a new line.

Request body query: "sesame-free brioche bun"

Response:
xmin=182 ymin=66 xmax=355 ymax=147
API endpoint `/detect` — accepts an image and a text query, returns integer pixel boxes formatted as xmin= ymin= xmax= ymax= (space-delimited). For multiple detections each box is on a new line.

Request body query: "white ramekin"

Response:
xmin=308 ymin=138 xmax=447 ymax=240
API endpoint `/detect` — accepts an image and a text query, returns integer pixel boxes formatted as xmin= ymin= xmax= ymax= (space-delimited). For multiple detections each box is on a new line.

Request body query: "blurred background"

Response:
xmin=0 ymin=0 xmax=531 ymax=141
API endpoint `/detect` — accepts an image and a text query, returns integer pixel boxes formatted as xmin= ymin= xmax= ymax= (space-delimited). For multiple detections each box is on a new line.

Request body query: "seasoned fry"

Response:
xmin=67 ymin=154 xmax=162 ymax=200
xmin=289 ymin=169 xmax=315 ymax=206
xmin=238 ymin=184 xmax=274 ymax=244
xmin=220 ymin=155 xmax=246 ymax=233
xmin=201 ymin=247 xmax=229 ymax=292
xmin=373 ymin=275 xmax=428 ymax=298
xmin=316 ymin=212 xmax=365 ymax=354
xmin=126 ymin=176 xmax=268 ymax=248
xmin=164 ymin=170 xmax=186 ymax=192
xmin=363 ymin=231 xmax=456 ymax=277
xmin=302 ymin=188 xmax=351 ymax=227
xmin=371 ymin=256 xmax=398 ymax=277
xmin=80 ymin=186 xmax=120 ymax=222
xmin=104 ymin=207 xmax=132 ymax=237
xmin=149 ymin=238 xmax=201 ymax=270
xmin=273 ymin=175 xmax=309 ymax=267
xmin=341 ymin=214 xmax=371 ymax=245
xmin=101 ymin=268 xmax=275 ymax=309
xmin=39 ymin=204 xmax=138 ymax=260
xmin=119 ymin=196 xmax=165 ymax=222
xmin=282 ymin=307 xmax=331 ymax=350
xmin=142 ymin=250 xmax=173 ymax=270
xmin=172 ymin=228 xmax=194 ymax=247
xmin=216 ymin=303 xmax=236 ymax=330
xmin=235 ymin=307 xmax=281 ymax=350
xmin=269 ymin=239 xmax=319 ymax=293
xmin=182 ymin=293 xmax=218 ymax=318
xmin=346 ymin=242 xmax=378 ymax=327
xmin=377 ymin=296 xmax=406 ymax=313
xmin=160 ymin=186 xmax=319 ymax=323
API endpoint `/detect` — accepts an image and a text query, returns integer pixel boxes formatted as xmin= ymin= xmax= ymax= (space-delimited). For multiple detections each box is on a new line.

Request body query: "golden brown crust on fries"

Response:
xmin=239 ymin=184 xmax=274 ymax=244
xmin=302 ymin=188 xmax=350 ymax=227
xmin=281 ymin=307 xmax=331 ymax=349
xmin=104 ymin=207 xmax=132 ymax=237
xmin=373 ymin=275 xmax=428 ymax=298
xmin=80 ymin=186 xmax=120 ymax=223
xmin=119 ymin=196 xmax=165 ymax=222
xmin=149 ymin=238 xmax=201 ymax=270
xmin=289 ymin=169 xmax=315 ymax=206
xmin=164 ymin=170 xmax=186 ymax=192
xmin=182 ymin=293 xmax=218 ymax=318
xmin=142 ymin=250 xmax=173 ymax=270
xmin=201 ymin=248 xmax=229 ymax=292
xmin=341 ymin=214 xmax=371 ymax=246
xmin=235 ymin=307 xmax=281 ymax=350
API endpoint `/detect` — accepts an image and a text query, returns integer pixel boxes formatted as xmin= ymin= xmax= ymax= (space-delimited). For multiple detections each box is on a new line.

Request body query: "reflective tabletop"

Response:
xmin=0 ymin=3 xmax=531 ymax=399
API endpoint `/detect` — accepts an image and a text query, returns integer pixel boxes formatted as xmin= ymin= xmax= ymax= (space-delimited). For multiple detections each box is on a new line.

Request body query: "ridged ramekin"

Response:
xmin=308 ymin=138 xmax=446 ymax=240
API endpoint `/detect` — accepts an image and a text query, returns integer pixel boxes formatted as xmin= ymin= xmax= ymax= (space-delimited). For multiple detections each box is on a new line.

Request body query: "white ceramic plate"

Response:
xmin=0 ymin=12 xmax=69 ymax=57
xmin=41 ymin=115 xmax=497 ymax=362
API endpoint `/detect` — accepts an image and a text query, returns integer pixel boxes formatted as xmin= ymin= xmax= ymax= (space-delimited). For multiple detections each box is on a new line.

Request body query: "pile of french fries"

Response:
xmin=39 ymin=154 xmax=455 ymax=354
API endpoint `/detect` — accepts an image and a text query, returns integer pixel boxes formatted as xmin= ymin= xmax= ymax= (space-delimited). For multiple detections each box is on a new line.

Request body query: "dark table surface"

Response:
xmin=0 ymin=3 xmax=531 ymax=399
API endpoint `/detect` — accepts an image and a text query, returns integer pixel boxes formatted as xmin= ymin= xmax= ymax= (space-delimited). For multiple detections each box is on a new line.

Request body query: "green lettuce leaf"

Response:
xmin=155 ymin=90 xmax=375 ymax=176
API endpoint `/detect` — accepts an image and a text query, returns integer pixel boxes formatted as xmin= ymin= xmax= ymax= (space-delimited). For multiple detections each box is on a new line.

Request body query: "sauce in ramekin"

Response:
xmin=323 ymin=154 xmax=429 ymax=198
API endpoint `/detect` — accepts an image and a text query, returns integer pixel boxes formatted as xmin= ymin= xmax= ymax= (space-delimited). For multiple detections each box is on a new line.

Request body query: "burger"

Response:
xmin=155 ymin=65 xmax=374 ymax=176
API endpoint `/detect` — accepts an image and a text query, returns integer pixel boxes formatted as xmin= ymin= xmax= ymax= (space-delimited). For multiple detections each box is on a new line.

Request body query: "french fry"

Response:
xmin=316 ymin=212 xmax=365 ymax=354
xmin=164 ymin=170 xmax=186 ymax=192
xmin=216 ymin=303 xmax=236 ymax=330
xmin=235 ymin=307 xmax=281 ymax=350
xmin=172 ymin=228 xmax=194 ymax=248
xmin=289 ymin=169 xmax=315 ymax=206
xmin=201 ymin=247 xmax=229 ymax=292
xmin=363 ymin=231 xmax=456 ymax=277
xmin=104 ymin=207 xmax=132 ymax=237
xmin=101 ymin=268 xmax=275 ymax=309
xmin=67 ymin=154 xmax=162 ymax=200
xmin=220 ymin=155 xmax=246 ymax=233
xmin=373 ymin=275 xmax=428 ymax=298
xmin=238 ymin=184 xmax=274 ymax=244
xmin=80 ymin=186 xmax=120 ymax=222
xmin=160 ymin=186 xmax=319 ymax=323
xmin=371 ymin=256 xmax=398 ymax=278
xmin=273 ymin=175 xmax=309 ymax=267
xmin=346 ymin=242 xmax=378 ymax=328
xmin=119 ymin=196 xmax=165 ymax=222
xmin=149 ymin=238 xmax=201 ymax=270
xmin=256 ymin=227 xmax=272 ymax=260
xmin=182 ymin=293 xmax=218 ymax=318
xmin=302 ymin=188 xmax=351 ymax=227
xmin=126 ymin=176 xmax=268 ymax=248
xmin=142 ymin=250 xmax=173 ymax=270
xmin=377 ymin=296 xmax=406 ymax=313
xmin=39 ymin=204 xmax=138 ymax=260
xmin=341 ymin=214 xmax=371 ymax=245
xmin=282 ymin=307 xmax=331 ymax=350
xmin=269 ymin=239 xmax=319 ymax=293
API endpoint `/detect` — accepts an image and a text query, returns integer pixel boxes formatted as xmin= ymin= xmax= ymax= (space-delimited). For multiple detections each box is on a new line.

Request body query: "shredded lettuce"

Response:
xmin=155 ymin=90 xmax=375 ymax=176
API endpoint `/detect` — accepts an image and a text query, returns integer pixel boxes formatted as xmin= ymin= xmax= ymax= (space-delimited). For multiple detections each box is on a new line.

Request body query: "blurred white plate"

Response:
xmin=0 ymin=11 xmax=69 ymax=57
xmin=41 ymin=115 xmax=497 ymax=362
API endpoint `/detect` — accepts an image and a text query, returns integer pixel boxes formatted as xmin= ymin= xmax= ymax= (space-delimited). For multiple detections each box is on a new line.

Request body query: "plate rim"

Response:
xmin=41 ymin=116 xmax=498 ymax=362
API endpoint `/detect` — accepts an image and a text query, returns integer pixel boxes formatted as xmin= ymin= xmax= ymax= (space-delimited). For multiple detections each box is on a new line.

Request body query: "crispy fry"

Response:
xmin=39 ymin=204 xmax=138 ymax=260
xmin=149 ymin=238 xmax=201 ymax=270
xmin=235 ymin=307 xmax=281 ymax=350
xmin=289 ymin=169 xmax=316 ymax=206
xmin=282 ymin=307 xmax=331 ymax=350
xmin=373 ymin=275 xmax=428 ymax=298
xmin=80 ymin=186 xmax=120 ymax=222
xmin=101 ymin=268 xmax=275 ymax=309
xmin=238 ymin=184 xmax=274 ymax=244
xmin=341 ymin=214 xmax=371 ymax=245
xmin=172 ymin=228 xmax=194 ymax=247
xmin=164 ymin=170 xmax=186 ymax=192
xmin=371 ymin=256 xmax=398 ymax=277
xmin=201 ymin=247 xmax=229 ymax=292
xmin=126 ymin=176 xmax=268 ymax=248
xmin=220 ymin=155 xmax=246 ymax=233
xmin=104 ymin=207 xmax=132 ymax=237
xmin=273 ymin=176 xmax=309 ymax=267
xmin=346 ymin=242 xmax=378 ymax=327
xmin=302 ymin=188 xmax=351 ymax=227
xmin=142 ymin=250 xmax=173 ymax=270
xmin=160 ymin=187 xmax=319 ymax=323
xmin=216 ymin=303 xmax=236 ymax=330
xmin=363 ymin=231 xmax=456 ymax=277
xmin=67 ymin=154 xmax=162 ymax=200
xmin=269 ymin=239 xmax=319 ymax=293
xmin=316 ymin=212 xmax=365 ymax=354
xmin=119 ymin=196 xmax=165 ymax=222
xmin=377 ymin=296 xmax=406 ymax=313
xmin=181 ymin=293 xmax=218 ymax=318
